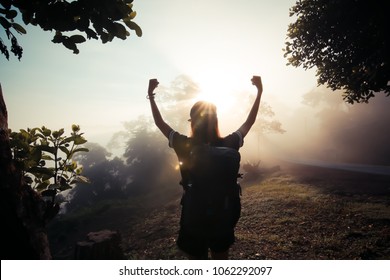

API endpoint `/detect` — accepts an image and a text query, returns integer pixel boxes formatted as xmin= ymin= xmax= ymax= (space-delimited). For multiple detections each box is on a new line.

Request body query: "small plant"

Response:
xmin=9 ymin=124 xmax=89 ymax=209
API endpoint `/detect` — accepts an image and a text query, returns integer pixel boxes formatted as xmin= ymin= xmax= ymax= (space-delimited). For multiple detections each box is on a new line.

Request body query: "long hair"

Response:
xmin=189 ymin=101 xmax=221 ymax=144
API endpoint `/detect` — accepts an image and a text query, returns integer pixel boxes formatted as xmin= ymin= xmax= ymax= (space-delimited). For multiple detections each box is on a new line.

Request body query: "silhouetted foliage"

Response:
xmin=0 ymin=0 xmax=142 ymax=60
xmin=67 ymin=117 xmax=179 ymax=212
xmin=285 ymin=0 xmax=390 ymax=103
xmin=68 ymin=143 xmax=127 ymax=212
xmin=253 ymin=102 xmax=286 ymax=135
xmin=156 ymin=75 xmax=200 ymax=133
xmin=9 ymin=124 xmax=89 ymax=220
xmin=122 ymin=117 xmax=177 ymax=195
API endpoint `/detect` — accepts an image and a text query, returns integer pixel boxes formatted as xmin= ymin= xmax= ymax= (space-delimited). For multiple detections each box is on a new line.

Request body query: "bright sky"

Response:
xmin=1 ymin=0 xmax=317 ymax=146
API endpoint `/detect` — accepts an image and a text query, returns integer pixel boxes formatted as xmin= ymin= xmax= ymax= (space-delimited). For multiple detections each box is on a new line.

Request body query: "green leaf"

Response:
xmin=72 ymin=124 xmax=80 ymax=132
xmin=12 ymin=23 xmax=27 ymax=34
xmin=41 ymin=154 xmax=54 ymax=161
xmin=62 ymin=38 xmax=79 ymax=54
xmin=39 ymin=145 xmax=56 ymax=155
xmin=74 ymin=136 xmax=87 ymax=145
xmin=0 ymin=16 xmax=11 ymax=29
xmin=129 ymin=11 xmax=137 ymax=20
xmin=41 ymin=127 xmax=51 ymax=137
xmin=52 ymin=128 xmax=64 ymax=139
xmin=36 ymin=181 xmax=50 ymax=192
xmin=41 ymin=174 xmax=54 ymax=181
xmin=62 ymin=136 xmax=75 ymax=143
xmin=30 ymin=147 xmax=42 ymax=162
xmin=124 ymin=20 xmax=142 ymax=37
xmin=59 ymin=146 xmax=70 ymax=156
xmin=71 ymin=175 xmax=90 ymax=184
xmin=85 ymin=28 xmax=98 ymax=39
xmin=64 ymin=163 xmax=75 ymax=172
xmin=29 ymin=166 xmax=55 ymax=177
xmin=113 ymin=23 xmax=127 ymax=40
xmin=70 ymin=34 xmax=86 ymax=44
xmin=73 ymin=147 xmax=89 ymax=153
xmin=20 ymin=129 xmax=29 ymax=139
xmin=101 ymin=32 xmax=111 ymax=44
xmin=52 ymin=33 xmax=63 ymax=44
xmin=5 ymin=9 xmax=18 ymax=19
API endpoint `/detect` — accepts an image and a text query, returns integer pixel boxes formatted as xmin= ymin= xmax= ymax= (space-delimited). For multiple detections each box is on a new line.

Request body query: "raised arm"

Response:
xmin=148 ymin=79 xmax=173 ymax=138
xmin=237 ymin=75 xmax=263 ymax=138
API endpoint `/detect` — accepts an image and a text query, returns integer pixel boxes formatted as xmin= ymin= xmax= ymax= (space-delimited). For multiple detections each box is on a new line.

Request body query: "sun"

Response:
xmin=192 ymin=74 xmax=244 ymax=115
xmin=195 ymin=90 xmax=235 ymax=115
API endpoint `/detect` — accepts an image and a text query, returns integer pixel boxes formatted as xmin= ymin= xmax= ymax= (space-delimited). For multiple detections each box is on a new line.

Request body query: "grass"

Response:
xmin=231 ymin=167 xmax=390 ymax=260
xmin=48 ymin=163 xmax=390 ymax=260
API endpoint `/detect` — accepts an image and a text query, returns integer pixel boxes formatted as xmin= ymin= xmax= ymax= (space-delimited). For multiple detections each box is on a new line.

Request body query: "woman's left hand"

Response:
xmin=148 ymin=78 xmax=159 ymax=96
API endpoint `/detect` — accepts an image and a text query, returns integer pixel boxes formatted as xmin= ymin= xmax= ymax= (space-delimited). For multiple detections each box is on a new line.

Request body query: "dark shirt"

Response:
xmin=168 ymin=130 xmax=243 ymax=186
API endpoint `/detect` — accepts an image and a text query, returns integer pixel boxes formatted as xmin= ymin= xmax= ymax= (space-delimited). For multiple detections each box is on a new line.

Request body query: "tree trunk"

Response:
xmin=75 ymin=230 xmax=125 ymax=260
xmin=0 ymin=84 xmax=51 ymax=259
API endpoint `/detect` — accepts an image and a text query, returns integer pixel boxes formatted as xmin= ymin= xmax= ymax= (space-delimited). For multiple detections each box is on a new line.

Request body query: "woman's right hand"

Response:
xmin=148 ymin=78 xmax=159 ymax=96
xmin=251 ymin=76 xmax=263 ymax=93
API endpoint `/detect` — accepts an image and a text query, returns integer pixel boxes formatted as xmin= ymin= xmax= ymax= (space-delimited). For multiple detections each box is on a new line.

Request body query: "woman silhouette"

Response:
xmin=147 ymin=76 xmax=263 ymax=259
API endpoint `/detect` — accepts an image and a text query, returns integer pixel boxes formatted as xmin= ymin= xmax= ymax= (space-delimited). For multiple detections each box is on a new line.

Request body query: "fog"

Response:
xmin=64 ymin=76 xmax=390 ymax=212
xmin=276 ymin=87 xmax=390 ymax=165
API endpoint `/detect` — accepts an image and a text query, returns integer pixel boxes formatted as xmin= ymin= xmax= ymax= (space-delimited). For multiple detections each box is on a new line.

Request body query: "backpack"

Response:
xmin=180 ymin=144 xmax=242 ymax=237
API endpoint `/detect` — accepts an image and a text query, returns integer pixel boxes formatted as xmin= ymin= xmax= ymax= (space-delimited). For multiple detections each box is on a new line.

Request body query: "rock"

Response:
xmin=75 ymin=229 xmax=125 ymax=259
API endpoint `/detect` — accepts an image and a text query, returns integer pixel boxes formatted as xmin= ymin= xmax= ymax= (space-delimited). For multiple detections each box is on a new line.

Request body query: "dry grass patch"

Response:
xmin=49 ymin=167 xmax=390 ymax=260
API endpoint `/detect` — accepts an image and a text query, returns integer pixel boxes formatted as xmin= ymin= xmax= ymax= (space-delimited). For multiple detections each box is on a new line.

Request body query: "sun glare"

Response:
xmin=193 ymin=73 xmax=248 ymax=115
xmin=196 ymin=90 xmax=235 ymax=114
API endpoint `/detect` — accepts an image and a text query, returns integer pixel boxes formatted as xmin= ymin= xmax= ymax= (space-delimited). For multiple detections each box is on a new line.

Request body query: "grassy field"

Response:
xmin=49 ymin=163 xmax=390 ymax=260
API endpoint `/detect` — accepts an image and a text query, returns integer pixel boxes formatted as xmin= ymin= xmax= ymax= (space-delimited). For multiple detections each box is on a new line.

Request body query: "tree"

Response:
xmin=109 ymin=116 xmax=179 ymax=195
xmin=67 ymin=142 xmax=127 ymax=212
xmin=157 ymin=75 xmax=200 ymax=133
xmin=0 ymin=0 xmax=143 ymax=260
xmin=1 ymin=83 xmax=91 ymax=259
xmin=0 ymin=0 xmax=142 ymax=60
xmin=252 ymin=102 xmax=286 ymax=135
xmin=243 ymin=101 xmax=285 ymax=179
xmin=284 ymin=0 xmax=390 ymax=104
xmin=65 ymin=117 xmax=180 ymax=214
xmin=9 ymin=125 xmax=89 ymax=211
xmin=1 ymin=84 xmax=51 ymax=259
